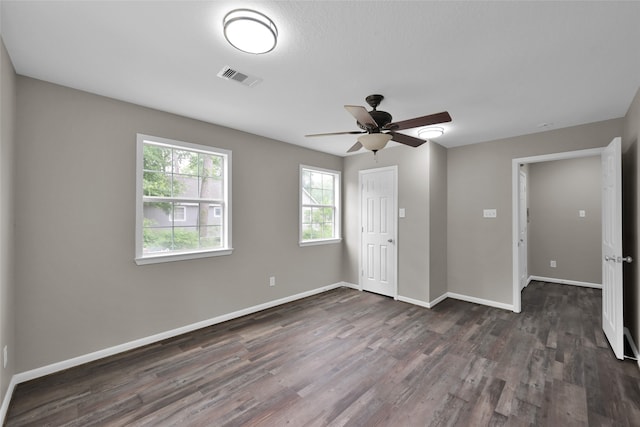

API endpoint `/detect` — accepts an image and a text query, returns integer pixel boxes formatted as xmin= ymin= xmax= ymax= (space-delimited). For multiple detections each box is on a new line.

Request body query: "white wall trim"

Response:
xmin=340 ymin=281 xmax=360 ymax=291
xmin=529 ymin=275 xmax=602 ymax=289
xmin=0 ymin=281 xmax=352 ymax=425
xmin=623 ymin=327 xmax=639 ymax=365
xmin=0 ymin=376 xmax=19 ymax=425
xmin=397 ymin=295 xmax=431 ymax=309
xmin=447 ymin=292 xmax=514 ymax=311
xmin=429 ymin=293 xmax=448 ymax=308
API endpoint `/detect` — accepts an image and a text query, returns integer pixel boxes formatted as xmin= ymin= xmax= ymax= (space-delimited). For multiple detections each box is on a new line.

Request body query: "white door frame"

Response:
xmin=518 ymin=169 xmax=528 ymax=291
xmin=359 ymin=165 xmax=398 ymax=298
xmin=511 ymin=147 xmax=604 ymax=313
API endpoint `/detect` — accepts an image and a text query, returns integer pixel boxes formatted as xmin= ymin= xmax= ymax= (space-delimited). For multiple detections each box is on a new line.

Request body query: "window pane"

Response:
xmin=198 ymin=203 xmax=222 ymax=227
xmin=172 ymin=227 xmax=200 ymax=250
xmin=302 ymin=170 xmax=311 ymax=192
xmin=199 ymin=225 xmax=223 ymax=249
xmin=323 ymin=207 xmax=334 ymax=224
xmin=310 ymin=188 xmax=323 ymax=203
xmin=311 ymin=172 xmax=322 ymax=189
xmin=143 ymin=227 xmax=173 ymax=254
xmin=143 ymin=201 xmax=171 ymax=227
xmin=322 ymin=174 xmax=334 ymax=191
xmin=170 ymin=174 xmax=197 ymax=198
xmin=173 ymin=149 xmax=198 ymax=175
xmin=322 ymin=223 xmax=334 ymax=238
xmin=300 ymin=167 xmax=340 ymax=243
xmin=143 ymin=171 xmax=172 ymax=197
xmin=138 ymin=136 xmax=231 ymax=262
xmin=323 ymin=189 xmax=334 ymax=205
xmin=200 ymin=153 xmax=223 ymax=178
xmin=302 ymin=206 xmax=312 ymax=224
xmin=143 ymin=145 xmax=172 ymax=172
xmin=302 ymin=224 xmax=313 ymax=240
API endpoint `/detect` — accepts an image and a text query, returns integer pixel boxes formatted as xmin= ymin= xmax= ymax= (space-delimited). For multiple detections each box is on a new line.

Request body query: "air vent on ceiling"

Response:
xmin=217 ymin=66 xmax=263 ymax=87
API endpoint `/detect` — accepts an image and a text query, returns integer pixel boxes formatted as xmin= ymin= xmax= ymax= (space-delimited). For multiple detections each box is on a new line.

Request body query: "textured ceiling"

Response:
xmin=2 ymin=1 xmax=640 ymax=156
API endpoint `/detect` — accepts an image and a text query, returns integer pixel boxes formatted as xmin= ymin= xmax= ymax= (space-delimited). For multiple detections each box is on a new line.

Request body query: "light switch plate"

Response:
xmin=579 ymin=210 xmax=586 ymax=217
xmin=399 ymin=208 xmax=406 ymax=218
xmin=483 ymin=209 xmax=497 ymax=218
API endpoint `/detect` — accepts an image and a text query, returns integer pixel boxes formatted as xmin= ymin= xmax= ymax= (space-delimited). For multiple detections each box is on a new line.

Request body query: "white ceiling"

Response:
xmin=2 ymin=1 xmax=640 ymax=156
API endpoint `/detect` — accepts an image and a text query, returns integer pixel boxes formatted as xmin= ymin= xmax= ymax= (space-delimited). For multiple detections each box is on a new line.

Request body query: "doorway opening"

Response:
xmin=511 ymin=147 xmax=604 ymax=313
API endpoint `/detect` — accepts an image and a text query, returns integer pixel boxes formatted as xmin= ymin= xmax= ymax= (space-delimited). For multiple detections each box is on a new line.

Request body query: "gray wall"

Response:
xmin=447 ymin=119 xmax=622 ymax=305
xmin=622 ymin=87 xmax=640 ymax=354
xmin=428 ymin=142 xmax=447 ymax=301
xmin=342 ymin=141 xmax=448 ymax=304
xmin=15 ymin=77 xmax=344 ymax=372
xmin=528 ymin=157 xmax=602 ymax=284
xmin=0 ymin=38 xmax=16 ymax=403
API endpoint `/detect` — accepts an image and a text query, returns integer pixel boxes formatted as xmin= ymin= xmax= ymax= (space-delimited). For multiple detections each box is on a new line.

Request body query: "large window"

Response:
xmin=300 ymin=165 xmax=341 ymax=246
xmin=136 ymin=134 xmax=232 ymax=264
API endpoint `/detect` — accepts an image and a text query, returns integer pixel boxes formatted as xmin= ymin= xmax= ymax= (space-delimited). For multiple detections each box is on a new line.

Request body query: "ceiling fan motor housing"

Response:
xmin=358 ymin=110 xmax=392 ymax=131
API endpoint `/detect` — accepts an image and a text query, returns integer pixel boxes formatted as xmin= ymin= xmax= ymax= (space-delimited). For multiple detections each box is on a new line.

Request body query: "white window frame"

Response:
xmin=135 ymin=134 xmax=232 ymax=265
xmin=299 ymin=165 xmax=341 ymax=246
xmin=171 ymin=205 xmax=187 ymax=222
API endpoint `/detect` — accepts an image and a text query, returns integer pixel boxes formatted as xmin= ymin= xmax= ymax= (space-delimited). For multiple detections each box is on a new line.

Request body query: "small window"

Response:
xmin=136 ymin=134 xmax=232 ymax=264
xmin=171 ymin=205 xmax=186 ymax=222
xmin=300 ymin=165 xmax=341 ymax=246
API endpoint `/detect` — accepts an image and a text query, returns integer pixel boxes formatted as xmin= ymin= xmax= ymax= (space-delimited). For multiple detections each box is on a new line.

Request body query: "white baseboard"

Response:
xmin=0 ymin=281 xmax=350 ymax=425
xmin=340 ymin=281 xmax=360 ymax=291
xmin=398 ymin=291 xmax=511 ymax=311
xmin=529 ymin=275 xmax=602 ymax=289
xmin=446 ymin=292 xmax=514 ymax=311
xmin=397 ymin=295 xmax=431 ymax=308
xmin=429 ymin=293 xmax=448 ymax=308
xmin=0 ymin=376 xmax=18 ymax=425
xmin=623 ymin=327 xmax=640 ymax=365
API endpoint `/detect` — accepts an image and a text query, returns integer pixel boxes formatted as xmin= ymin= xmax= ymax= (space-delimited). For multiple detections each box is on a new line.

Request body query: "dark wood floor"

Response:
xmin=5 ymin=282 xmax=640 ymax=426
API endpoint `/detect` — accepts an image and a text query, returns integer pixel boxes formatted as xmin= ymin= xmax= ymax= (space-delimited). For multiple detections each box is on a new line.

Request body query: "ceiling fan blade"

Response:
xmin=390 ymin=132 xmax=427 ymax=148
xmin=347 ymin=141 xmax=363 ymax=153
xmin=305 ymin=130 xmax=366 ymax=137
xmin=387 ymin=111 xmax=452 ymax=131
xmin=344 ymin=105 xmax=378 ymax=129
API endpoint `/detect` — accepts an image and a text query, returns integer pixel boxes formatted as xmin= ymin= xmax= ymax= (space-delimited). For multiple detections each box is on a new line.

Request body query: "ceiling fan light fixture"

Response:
xmin=223 ymin=9 xmax=278 ymax=54
xmin=418 ymin=127 xmax=444 ymax=139
xmin=358 ymin=133 xmax=392 ymax=152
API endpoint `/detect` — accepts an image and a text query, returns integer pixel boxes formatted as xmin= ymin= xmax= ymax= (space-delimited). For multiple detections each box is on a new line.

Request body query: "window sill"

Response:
xmin=299 ymin=238 xmax=342 ymax=247
xmin=135 ymin=248 xmax=233 ymax=265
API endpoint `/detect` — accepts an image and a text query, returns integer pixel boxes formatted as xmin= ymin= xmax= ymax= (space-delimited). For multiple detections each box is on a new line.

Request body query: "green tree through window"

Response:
xmin=136 ymin=134 xmax=232 ymax=264
xmin=300 ymin=166 xmax=341 ymax=244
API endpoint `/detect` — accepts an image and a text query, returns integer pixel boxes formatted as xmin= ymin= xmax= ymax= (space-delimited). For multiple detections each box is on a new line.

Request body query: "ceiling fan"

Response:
xmin=305 ymin=94 xmax=452 ymax=154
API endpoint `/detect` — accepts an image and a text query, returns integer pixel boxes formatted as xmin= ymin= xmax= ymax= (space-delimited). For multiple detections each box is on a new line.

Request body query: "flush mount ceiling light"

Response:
xmin=358 ymin=133 xmax=393 ymax=153
xmin=223 ymin=9 xmax=278 ymax=54
xmin=418 ymin=127 xmax=444 ymax=139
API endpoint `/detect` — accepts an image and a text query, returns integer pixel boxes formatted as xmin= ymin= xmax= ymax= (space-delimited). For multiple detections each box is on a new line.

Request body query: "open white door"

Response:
xmin=601 ymin=137 xmax=626 ymax=360
xmin=360 ymin=166 xmax=397 ymax=298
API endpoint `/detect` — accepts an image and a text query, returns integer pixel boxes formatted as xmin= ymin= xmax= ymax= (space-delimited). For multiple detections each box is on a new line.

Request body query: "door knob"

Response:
xmin=621 ymin=256 xmax=633 ymax=263
xmin=387 ymin=239 xmax=394 ymax=243
xmin=605 ymin=255 xmax=613 ymax=261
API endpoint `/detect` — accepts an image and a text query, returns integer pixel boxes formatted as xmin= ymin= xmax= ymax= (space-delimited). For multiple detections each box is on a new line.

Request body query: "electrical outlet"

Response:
xmin=3 ymin=345 xmax=7 ymax=368
xmin=550 ymin=260 xmax=557 ymax=268
xmin=269 ymin=276 xmax=276 ymax=287
xmin=483 ymin=209 xmax=497 ymax=218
